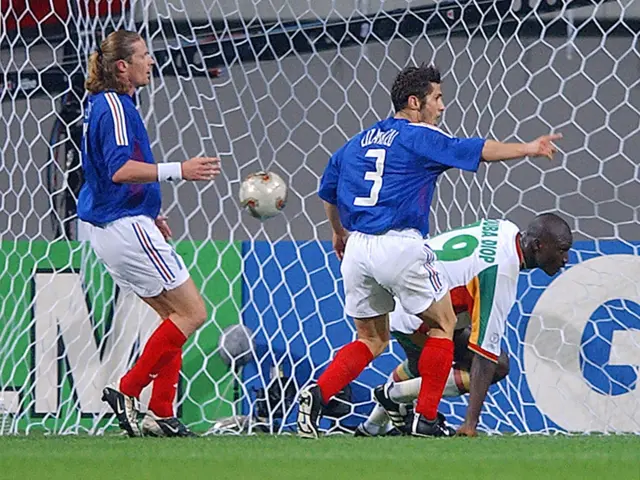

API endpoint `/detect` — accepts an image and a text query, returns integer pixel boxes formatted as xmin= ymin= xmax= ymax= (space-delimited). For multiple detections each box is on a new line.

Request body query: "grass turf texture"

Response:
xmin=0 ymin=435 xmax=638 ymax=480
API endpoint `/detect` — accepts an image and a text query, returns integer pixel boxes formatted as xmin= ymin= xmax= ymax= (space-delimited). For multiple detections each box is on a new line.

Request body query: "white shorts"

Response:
xmin=86 ymin=215 xmax=190 ymax=298
xmin=390 ymin=304 xmax=472 ymax=335
xmin=341 ymin=230 xmax=448 ymax=318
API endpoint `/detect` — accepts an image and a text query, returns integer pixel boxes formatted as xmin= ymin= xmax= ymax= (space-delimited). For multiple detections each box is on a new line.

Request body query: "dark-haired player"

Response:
xmin=298 ymin=64 xmax=562 ymax=438
xmin=359 ymin=214 xmax=572 ymax=437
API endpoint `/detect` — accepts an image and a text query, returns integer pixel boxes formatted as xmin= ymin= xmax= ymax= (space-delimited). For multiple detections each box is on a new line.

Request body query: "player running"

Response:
xmin=297 ymin=63 xmax=562 ymax=438
xmin=78 ymin=30 xmax=220 ymax=437
xmin=359 ymin=214 xmax=572 ymax=437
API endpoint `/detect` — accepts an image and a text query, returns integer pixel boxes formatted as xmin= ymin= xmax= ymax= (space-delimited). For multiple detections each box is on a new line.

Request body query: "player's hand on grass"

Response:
xmin=155 ymin=215 xmax=172 ymax=240
xmin=456 ymin=423 xmax=478 ymax=437
xmin=333 ymin=231 xmax=349 ymax=261
xmin=182 ymin=157 xmax=221 ymax=181
xmin=526 ymin=133 xmax=562 ymax=160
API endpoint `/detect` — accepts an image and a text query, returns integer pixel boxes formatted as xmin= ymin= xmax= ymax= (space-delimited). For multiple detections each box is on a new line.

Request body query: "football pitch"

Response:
xmin=0 ymin=435 xmax=638 ymax=480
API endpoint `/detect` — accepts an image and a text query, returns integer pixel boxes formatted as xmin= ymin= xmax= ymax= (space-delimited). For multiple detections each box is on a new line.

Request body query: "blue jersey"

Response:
xmin=77 ymin=91 xmax=161 ymax=226
xmin=318 ymin=118 xmax=485 ymax=237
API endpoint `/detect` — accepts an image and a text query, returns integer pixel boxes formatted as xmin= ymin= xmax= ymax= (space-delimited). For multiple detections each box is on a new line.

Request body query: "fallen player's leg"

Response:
xmin=358 ymin=327 xmax=509 ymax=436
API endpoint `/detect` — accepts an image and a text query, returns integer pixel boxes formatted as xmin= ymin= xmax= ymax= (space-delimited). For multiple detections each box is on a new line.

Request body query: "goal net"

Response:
xmin=1 ymin=0 xmax=639 ymax=435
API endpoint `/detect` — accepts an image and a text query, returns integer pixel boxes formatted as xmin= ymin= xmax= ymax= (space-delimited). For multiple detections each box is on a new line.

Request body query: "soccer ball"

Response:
xmin=218 ymin=324 xmax=255 ymax=368
xmin=239 ymin=171 xmax=287 ymax=220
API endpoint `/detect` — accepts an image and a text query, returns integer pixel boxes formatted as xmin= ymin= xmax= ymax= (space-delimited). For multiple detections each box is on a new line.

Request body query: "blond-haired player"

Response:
xmin=78 ymin=30 xmax=220 ymax=437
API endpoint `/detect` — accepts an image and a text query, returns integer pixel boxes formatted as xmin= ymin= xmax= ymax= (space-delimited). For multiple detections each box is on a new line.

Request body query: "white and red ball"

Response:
xmin=239 ymin=171 xmax=287 ymax=220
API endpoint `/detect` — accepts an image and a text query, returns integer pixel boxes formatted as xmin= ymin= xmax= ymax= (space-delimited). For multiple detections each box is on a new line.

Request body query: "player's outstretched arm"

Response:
xmin=456 ymin=354 xmax=497 ymax=437
xmin=181 ymin=157 xmax=221 ymax=181
xmin=112 ymin=157 xmax=221 ymax=183
xmin=481 ymin=133 xmax=562 ymax=162
xmin=323 ymin=201 xmax=349 ymax=260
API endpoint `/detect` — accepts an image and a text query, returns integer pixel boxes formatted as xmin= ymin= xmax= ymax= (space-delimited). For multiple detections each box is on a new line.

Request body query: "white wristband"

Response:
xmin=157 ymin=162 xmax=183 ymax=182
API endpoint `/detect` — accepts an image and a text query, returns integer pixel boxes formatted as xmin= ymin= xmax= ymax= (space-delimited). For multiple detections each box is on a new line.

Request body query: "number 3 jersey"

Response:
xmin=391 ymin=219 xmax=523 ymax=362
xmin=318 ymin=117 xmax=485 ymax=237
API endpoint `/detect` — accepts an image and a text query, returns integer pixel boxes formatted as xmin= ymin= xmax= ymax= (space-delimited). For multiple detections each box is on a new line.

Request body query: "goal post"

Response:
xmin=1 ymin=0 xmax=639 ymax=435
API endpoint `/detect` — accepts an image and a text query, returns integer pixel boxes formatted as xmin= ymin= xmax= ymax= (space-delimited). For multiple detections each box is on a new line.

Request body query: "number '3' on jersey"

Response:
xmin=318 ymin=117 xmax=485 ymax=237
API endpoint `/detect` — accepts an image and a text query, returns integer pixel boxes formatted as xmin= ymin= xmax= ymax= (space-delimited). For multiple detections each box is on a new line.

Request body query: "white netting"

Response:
xmin=1 ymin=0 xmax=639 ymax=435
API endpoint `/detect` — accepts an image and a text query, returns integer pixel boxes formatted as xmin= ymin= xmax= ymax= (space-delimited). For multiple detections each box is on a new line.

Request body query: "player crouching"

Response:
xmin=356 ymin=324 xmax=509 ymax=437
xmin=358 ymin=214 xmax=572 ymax=437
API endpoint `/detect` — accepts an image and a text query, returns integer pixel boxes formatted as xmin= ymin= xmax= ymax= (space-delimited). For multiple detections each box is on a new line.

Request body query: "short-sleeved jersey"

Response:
xmin=77 ymin=91 xmax=161 ymax=226
xmin=318 ymin=117 xmax=485 ymax=237
xmin=391 ymin=219 xmax=521 ymax=361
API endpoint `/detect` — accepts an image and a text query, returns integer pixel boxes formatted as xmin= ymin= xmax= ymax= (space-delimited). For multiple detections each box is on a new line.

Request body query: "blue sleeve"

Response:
xmin=407 ymin=125 xmax=485 ymax=172
xmin=97 ymin=99 xmax=134 ymax=179
xmin=318 ymin=150 xmax=341 ymax=204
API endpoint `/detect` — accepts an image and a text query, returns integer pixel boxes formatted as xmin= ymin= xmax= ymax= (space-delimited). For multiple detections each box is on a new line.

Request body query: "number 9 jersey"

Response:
xmin=392 ymin=219 xmax=522 ymax=363
xmin=318 ymin=117 xmax=485 ymax=237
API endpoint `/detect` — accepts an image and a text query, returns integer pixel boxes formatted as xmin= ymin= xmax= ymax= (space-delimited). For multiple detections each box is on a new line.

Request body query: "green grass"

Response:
xmin=0 ymin=435 xmax=638 ymax=480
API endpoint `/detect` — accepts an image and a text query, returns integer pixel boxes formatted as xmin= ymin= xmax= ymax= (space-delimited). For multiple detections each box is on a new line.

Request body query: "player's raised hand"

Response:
xmin=526 ymin=133 xmax=563 ymax=160
xmin=333 ymin=231 xmax=349 ymax=261
xmin=182 ymin=157 xmax=221 ymax=181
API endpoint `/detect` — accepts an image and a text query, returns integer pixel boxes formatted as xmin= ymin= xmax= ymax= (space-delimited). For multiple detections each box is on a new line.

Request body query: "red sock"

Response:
xmin=120 ymin=319 xmax=186 ymax=398
xmin=415 ymin=336 xmax=454 ymax=420
xmin=148 ymin=350 xmax=182 ymax=418
xmin=317 ymin=341 xmax=374 ymax=404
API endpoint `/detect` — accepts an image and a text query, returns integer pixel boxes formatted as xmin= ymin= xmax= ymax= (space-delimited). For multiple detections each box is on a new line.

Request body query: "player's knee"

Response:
xmin=426 ymin=312 xmax=456 ymax=337
xmin=417 ymin=302 xmax=457 ymax=337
